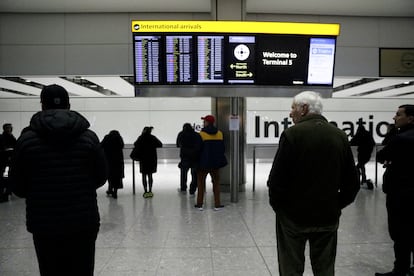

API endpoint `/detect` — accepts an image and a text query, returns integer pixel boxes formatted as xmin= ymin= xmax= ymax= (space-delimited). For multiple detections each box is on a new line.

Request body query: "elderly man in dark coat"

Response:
xmin=267 ymin=91 xmax=360 ymax=276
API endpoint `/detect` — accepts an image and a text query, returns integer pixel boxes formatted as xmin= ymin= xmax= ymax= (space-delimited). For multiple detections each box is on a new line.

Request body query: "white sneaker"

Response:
xmin=214 ymin=205 xmax=224 ymax=211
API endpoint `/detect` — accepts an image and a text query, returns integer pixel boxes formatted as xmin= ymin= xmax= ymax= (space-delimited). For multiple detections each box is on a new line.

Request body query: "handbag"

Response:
xmin=130 ymin=147 xmax=141 ymax=161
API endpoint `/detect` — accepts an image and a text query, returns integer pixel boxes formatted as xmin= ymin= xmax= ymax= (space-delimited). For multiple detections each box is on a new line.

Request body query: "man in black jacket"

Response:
xmin=0 ymin=123 xmax=16 ymax=202
xmin=267 ymin=91 xmax=360 ymax=276
xmin=376 ymin=104 xmax=414 ymax=276
xmin=176 ymin=123 xmax=201 ymax=194
xmin=350 ymin=125 xmax=376 ymax=189
xmin=9 ymin=84 xmax=108 ymax=276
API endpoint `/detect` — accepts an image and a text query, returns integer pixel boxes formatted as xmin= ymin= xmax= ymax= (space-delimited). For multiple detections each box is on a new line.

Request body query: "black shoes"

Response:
xmin=361 ymin=179 xmax=374 ymax=190
xmin=106 ymin=190 xmax=118 ymax=199
xmin=194 ymin=204 xmax=203 ymax=211
xmin=0 ymin=194 xmax=8 ymax=203
xmin=366 ymin=179 xmax=374 ymax=190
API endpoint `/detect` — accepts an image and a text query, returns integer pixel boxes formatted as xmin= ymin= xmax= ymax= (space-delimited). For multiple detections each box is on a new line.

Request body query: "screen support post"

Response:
xmin=213 ymin=97 xmax=246 ymax=202
xmin=230 ymin=97 xmax=241 ymax=203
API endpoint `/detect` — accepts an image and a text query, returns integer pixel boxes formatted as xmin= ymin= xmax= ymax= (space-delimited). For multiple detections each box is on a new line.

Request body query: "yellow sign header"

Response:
xmin=131 ymin=20 xmax=340 ymax=36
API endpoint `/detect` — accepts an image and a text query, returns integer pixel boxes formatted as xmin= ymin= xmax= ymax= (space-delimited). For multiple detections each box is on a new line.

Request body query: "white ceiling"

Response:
xmin=1 ymin=0 xmax=414 ymax=17
xmin=1 ymin=75 xmax=413 ymax=98
xmin=0 ymin=0 xmax=210 ymax=13
xmin=247 ymin=0 xmax=414 ymax=17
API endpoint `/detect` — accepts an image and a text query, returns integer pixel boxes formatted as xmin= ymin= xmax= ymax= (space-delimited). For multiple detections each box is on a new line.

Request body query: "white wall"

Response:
xmin=247 ymin=97 xmax=405 ymax=144
xmin=0 ymin=12 xmax=412 ymax=145
xmin=0 ymin=96 xmax=406 ymax=144
xmin=1 ymin=13 xmax=414 ymax=76
xmin=246 ymin=14 xmax=414 ymax=77
xmin=0 ymin=97 xmax=211 ymax=144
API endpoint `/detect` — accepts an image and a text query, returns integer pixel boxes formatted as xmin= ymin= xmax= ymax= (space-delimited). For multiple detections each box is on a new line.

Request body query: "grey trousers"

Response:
xmin=276 ymin=213 xmax=339 ymax=276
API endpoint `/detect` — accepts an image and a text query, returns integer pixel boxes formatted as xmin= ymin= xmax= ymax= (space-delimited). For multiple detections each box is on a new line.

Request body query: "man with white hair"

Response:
xmin=267 ymin=91 xmax=360 ymax=276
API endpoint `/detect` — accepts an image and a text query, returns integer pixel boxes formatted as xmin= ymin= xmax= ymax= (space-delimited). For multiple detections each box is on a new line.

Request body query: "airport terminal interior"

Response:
xmin=0 ymin=159 xmax=395 ymax=276
xmin=1 ymin=0 xmax=413 ymax=275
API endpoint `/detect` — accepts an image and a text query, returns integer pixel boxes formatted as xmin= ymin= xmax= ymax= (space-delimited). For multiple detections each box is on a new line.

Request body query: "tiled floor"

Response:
xmin=0 ymin=161 xmax=394 ymax=275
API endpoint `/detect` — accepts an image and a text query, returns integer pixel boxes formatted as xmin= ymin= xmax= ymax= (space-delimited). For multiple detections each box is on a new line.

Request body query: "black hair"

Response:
xmin=2 ymin=123 xmax=12 ymax=131
xmin=399 ymin=104 xmax=414 ymax=117
xmin=183 ymin=123 xmax=192 ymax=131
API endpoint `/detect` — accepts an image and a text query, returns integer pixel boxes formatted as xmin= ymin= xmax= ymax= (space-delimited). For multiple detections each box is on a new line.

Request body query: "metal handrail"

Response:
xmin=252 ymin=144 xmax=384 ymax=192
xmin=252 ymin=144 xmax=277 ymax=192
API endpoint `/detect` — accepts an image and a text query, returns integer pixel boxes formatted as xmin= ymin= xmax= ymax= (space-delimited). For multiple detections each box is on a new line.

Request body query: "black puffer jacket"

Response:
xmin=10 ymin=110 xmax=108 ymax=235
xmin=377 ymin=124 xmax=414 ymax=194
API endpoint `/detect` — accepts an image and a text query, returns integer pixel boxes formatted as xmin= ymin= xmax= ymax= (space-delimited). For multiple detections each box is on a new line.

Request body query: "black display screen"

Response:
xmin=134 ymin=35 xmax=162 ymax=83
xmin=226 ymin=36 xmax=256 ymax=84
xmin=255 ymin=35 xmax=309 ymax=85
xmin=165 ymin=35 xmax=193 ymax=83
xmin=197 ymin=35 xmax=224 ymax=84
xmin=133 ymin=33 xmax=336 ymax=86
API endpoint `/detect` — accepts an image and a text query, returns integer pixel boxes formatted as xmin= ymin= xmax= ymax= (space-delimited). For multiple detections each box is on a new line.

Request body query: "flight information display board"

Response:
xmin=132 ymin=21 xmax=340 ymax=87
xmin=165 ymin=35 xmax=193 ymax=83
xmin=197 ymin=35 xmax=224 ymax=84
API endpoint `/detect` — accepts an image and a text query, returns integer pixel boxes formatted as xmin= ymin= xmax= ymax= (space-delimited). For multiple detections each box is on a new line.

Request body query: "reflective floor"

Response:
xmin=0 ymin=161 xmax=394 ymax=275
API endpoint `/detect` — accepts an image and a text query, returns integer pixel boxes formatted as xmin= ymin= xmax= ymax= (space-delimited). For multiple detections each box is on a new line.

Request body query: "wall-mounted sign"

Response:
xmin=131 ymin=21 xmax=340 ymax=96
xmin=380 ymin=48 xmax=414 ymax=77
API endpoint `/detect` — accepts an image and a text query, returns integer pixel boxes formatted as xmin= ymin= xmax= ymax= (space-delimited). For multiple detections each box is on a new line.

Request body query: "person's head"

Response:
xmin=109 ymin=130 xmax=120 ymax=136
xmin=393 ymin=104 xmax=414 ymax=129
xmin=290 ymin=91 xmax=323 ymax=124
xmin=142 ymin=126 xmax=153 ymax=134
xmin=201 ymin=115 xmax=215 ymax=127
xmin=40 ymin=84 xmax=70 ymax=110
xmin=183 ymin=123 xmax=193 ymax=132
xmin=2 ymin=123 xmax=12 ymax=134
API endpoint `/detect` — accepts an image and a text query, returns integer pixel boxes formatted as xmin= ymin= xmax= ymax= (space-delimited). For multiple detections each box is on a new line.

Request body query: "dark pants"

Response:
xmin=196 ymin=168 xmax=221 ymax=207
xmin=0 ymin=165 xmax=10 ymax=202
xmin=276 ymin=213 xmax=338 ymax=276
xmin=180 ymin=166 xmax=197 ymax=193
xmin=0 ymin=164 xmax=10 ymax=193
xmin=107 ymin=177 xmax=122 ymax=194
xmin=33 ymin=230 xmax=98 ymax=276
xmin=356 ymin=162 xmax=367 ymax=183
xmin=356 ymin=154 xmax=371 ymax=184
xmin=141 ymin=173 xmax=153 ymax=192
xmin=386 ymin=193 xmax=414 ymax=275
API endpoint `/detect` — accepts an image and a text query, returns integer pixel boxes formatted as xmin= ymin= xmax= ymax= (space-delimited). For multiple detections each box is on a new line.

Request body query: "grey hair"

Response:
xmin=293 ymin=91 xmax=323 ymax=114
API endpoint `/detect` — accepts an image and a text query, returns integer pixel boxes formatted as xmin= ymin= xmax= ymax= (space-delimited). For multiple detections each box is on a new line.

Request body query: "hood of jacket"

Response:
xmin=201 ymin=125 xmax=218 ymax=135
xmin=29 ymin=109 xmax=90 ymax=146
